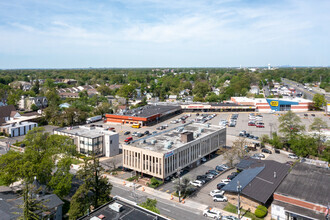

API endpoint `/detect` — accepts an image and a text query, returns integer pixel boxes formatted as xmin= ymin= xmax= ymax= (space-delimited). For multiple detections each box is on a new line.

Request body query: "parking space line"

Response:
xmin=166 ymin=190 xmax=169 ymax=193
xmin=159 ymin=188 xmax=163 ymax=191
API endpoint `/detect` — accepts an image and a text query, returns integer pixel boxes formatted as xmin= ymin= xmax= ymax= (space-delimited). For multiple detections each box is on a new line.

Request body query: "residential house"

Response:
xmin=250 ymin=85 xmax=260 ymax=95
xmin=0 ymin=105 xmax=21 ymax=126
xmin=18 ymin=96 xmax=48 ymax=111
xmin=9 ymin=81 xmax=32 ymax=91
xmin=168 ymin=95 xmax=177 ymax=102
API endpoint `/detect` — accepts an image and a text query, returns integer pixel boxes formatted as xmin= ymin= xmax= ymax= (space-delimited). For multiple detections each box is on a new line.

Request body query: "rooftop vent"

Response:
xmin=181 ymin=131 xmax=194 ymax=143
xmin=109 ymin=202 xmax=123 ymax=213
xmin=151 ymin=140 xmax=157 ymax=145
xmin=165 ymin=142 xmax=173 ymax=149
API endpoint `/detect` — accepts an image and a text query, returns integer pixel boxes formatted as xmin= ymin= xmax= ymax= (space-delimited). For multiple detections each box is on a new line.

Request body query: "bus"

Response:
xmin=132 ymin=123 xmax=141 ymax=128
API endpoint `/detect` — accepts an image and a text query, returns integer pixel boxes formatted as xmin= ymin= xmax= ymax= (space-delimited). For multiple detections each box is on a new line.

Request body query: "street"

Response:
xmin=111 ymin=184 xmax=202 ymax=220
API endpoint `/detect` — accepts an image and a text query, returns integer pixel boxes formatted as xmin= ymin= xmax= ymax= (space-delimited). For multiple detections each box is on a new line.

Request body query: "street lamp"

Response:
xmin=237 ymin=181 xmax=242 ymax=219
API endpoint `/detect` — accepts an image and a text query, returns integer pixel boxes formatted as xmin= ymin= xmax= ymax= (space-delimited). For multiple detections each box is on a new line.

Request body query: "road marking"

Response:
xmin=166 ymin=190 xmax=169 ymax=193
xmin=159 ymin=188 xmax=163 ymax=191
xmin=160 ymin=207 xmax=171 ymax=212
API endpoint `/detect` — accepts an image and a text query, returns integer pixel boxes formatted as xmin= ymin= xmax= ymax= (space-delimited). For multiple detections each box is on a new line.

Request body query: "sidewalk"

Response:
xmin=105 ymin=174 xmax=246 ymax=219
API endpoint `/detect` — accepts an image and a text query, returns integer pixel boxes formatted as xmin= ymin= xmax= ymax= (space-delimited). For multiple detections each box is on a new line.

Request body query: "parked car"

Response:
xmin=197 ymin=175 xmax=208 ymax=181
xmin=203 ymin=209 xmax=221 ymax=219
xmin=220 ymin=179 xmax=231 ymax=184
xmin=248 ymin=121 xmax=256 ymax=126
xmin=207 ymin=170 xmax=219 ymax=175
xmin=288 ymin=154 xmax=299 ymax=159
xmin=304 ymin=113 xmax=308 ymax=117
xmin=255 ymin=153 xmax=265 ymax=158
xmin=222 ymin=216 xmax=239 ymax=220
xmin=190 ymin=180 xmax=203 ymax=187
xmin=311 ymin=114 xmax=315 ymax=117
xmin=156 ymin=126 xmax=163 ymax=130
xmin=216 ymin=166 xmax=225 ymax=172
xmin=217 ymin=183 xmax=226 ymax=190
xmin=144 ymin=130 xmax=150 ymax=135
xmin=213 ymin=194 xmax=228 ymax=202
xmin=209 ymin=190 xmax=225 ymax=197
xmin=227 ymin=174 xmax=236 ymax=180
xmin=124 ymin=131 xmax=130 ymax=135
xmin=206 ymin=173 xmax=215 ymax=179
xmin=218 ymin=164 xmax=229 ymax=170
xmin=256 ymin=123 xmax=265 ymax=128
xmin=201 ymin=157 xmax=207 ymax=162
xmin=262 ymin=149 xmax=272 ymax=154
xmin=136 ymin=133 xmax=144 ymax=137
xmin=152 ymin=131 xmax=158 ymax=135
xmin=275 ymin=149 xmax=280 ymax=154
xmin=124 ymin=137 xmax=133 ymax=143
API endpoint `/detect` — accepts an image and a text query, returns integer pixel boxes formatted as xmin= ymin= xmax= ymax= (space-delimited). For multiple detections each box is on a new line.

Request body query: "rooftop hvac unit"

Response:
xmin=109 ymin=202 xmax=123 ymax=213
xmin=165 ymin=142 xmax=172 ymax=149
xmin=177 ymin=127 xmax=184 ymax=132
xmin=151 ymin=140 xmax=157 ymax=145
xmin=194 ymin=133 xmax=200 ymax=138
xmin=205 ymin=123 xmax=210 ymax=128
xmin=199 ymin=128 xmax=204 ymax=133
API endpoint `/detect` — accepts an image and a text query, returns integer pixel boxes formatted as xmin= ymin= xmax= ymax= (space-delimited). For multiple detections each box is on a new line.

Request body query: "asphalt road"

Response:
xmin=111 ymin=184 xmax=202 ymax=220
xmin=282 ymin=78 xmax=330 ymax=101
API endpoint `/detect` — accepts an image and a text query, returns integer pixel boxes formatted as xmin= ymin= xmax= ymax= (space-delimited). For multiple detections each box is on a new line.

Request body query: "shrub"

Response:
xmin=149 ymin=177 xmax=163 ymax=188
xmin=255 ymin=205 xmax=268 ymax=218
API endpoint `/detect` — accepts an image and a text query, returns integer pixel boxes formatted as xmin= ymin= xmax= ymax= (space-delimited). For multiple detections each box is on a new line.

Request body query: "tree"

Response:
xmin=73 ymin=155 xmax=112 ymax=211
xmin=223 ymin=137 xmax=249 ymax=167
xmin=0 ymin=127 xmax=76 ymax=199
xmin=205 ymin=93 xmax=220 ymax=102
xmin=31 ymin=104 xmax=39 ymax=111
xmin=173 ymin=176 xmax=192 ymax=198
xmin=18 ymin=183 xmax=45 ymax=220
xmin=116 ymin=84 xmax=136 ymax=100
xmin=192 ymin=81 xmax=210 ymax=98
xmin=96 ymin=85 xmax=112 ymax=96
xmin=68 ymin=184 xmax=90 ymax=219
xmin=278 ymin=110 xmax=305 ymax=141
xmin=139 ymin=198 xmax=160 ymax=214
xmin=93 ymin=102 xmax=112 ymax=116
xmin=309 ymin=117 xmax=328 ymax=154
xmin=313 ymin=93 xmax=326 ymax=110
xmin=289 ymin=135 xmax=318 ymax=158
xmin=32 ymin=79 xmax=40 ymax=95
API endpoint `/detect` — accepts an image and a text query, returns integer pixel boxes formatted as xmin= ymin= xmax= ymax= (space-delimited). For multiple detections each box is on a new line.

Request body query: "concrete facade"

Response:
xmin=0 ymin=121 xmax=38 ymax=137
xmin=123 ymin=123 xmax=226 ymax=179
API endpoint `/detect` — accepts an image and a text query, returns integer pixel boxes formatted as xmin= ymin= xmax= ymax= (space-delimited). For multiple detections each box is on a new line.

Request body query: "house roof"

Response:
xmin=78 ymin=196 xmax=169 ymax=220
xmin=275 ymin=162 xmax=330 ymax=207
xmin=0 ymin=105 xmax=17 ymax=125
xmin=224 ymin=159 xmax=290 ymax=204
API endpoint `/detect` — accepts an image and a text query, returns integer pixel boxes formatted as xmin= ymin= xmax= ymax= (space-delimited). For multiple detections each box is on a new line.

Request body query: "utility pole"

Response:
xmin=237 ymin=181 xmax=242 ymax=219
xmin=177 ymin=168 xmax=181 ymax=202
xmin=269 ymin=123 xmax=273 ymax=139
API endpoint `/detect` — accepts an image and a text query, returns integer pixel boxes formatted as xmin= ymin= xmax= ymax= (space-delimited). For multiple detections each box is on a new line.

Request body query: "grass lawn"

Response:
xmin=224 ymin=203 xmax=264 ymax=220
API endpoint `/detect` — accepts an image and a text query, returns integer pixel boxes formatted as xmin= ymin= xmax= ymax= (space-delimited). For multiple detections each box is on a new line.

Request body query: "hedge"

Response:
xmin=255 ymin=205 xmax=268 ymax=218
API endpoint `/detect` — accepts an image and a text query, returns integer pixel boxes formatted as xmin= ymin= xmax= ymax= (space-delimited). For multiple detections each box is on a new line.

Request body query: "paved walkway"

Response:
xmin=104 ymin=174 xmax=243 ymax=218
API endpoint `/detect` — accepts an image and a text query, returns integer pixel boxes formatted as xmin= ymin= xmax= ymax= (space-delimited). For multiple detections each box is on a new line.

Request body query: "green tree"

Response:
xmin=309 ymin=117 xmax=328 ymax=154
xmin=116 ymin=84 xmax=136 ymax=99
xmin=278 ymin=110 xmax=305 ymax=141
xmin=31 ymin=79 xmax=40 ymax=95
xmin=313 ymin=93 xmax=326 ymax=110
xmin=96 ymin=85 xmax=112 ymax=96
xmin=18 ymin=183 xmax=45 ymax=220
xmin=192 ymin=81 xmax=210 ymax=98
xmin=173 ymin=176 xmax=192 ymax=198
xmin=68 ymin=184 xmax=90 ymax=219
xmin=205 ymin=93 xmax=220 ymax=102
xmin=73 ymin=155 xmax=112 ymax=210
xmin=289 ymin=135 xmax=317 ymax=158
xmin=139 ymin=198 xmax=160 ymax=214
xmin=31 ymin=104 xmax=39 ymax=111
xmin=93 ymin=102 xmax=112 ymax=116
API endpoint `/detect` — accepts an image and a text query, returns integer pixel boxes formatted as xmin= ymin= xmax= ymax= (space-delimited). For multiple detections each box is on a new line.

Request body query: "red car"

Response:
xmin=256 ymin=123 xmax=264 ymax=128
xmin=248 ymin=121 xmax=256 ymax=126
xmin=124 ymin=137 xmax=133 ymax=142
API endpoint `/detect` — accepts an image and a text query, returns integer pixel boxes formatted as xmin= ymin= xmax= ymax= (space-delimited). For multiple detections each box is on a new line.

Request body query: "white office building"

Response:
xmin=54 ymin=126 xmax=119 ymax=157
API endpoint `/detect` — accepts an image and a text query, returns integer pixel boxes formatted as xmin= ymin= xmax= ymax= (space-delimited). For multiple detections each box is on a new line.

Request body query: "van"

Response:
xmin=132 ymin=124 xmax=141 ymax=128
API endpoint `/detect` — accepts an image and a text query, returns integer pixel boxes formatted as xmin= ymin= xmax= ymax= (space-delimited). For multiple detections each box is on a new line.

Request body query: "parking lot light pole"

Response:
xmin=237 ymin=181 xmax=242 ymax=219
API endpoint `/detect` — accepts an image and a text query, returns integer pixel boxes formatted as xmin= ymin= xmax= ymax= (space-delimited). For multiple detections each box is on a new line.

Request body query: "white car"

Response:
xmin=213 ymin=194 xmax=228 ymax=202
xmin=206 ymin=173 xmax=215 ymax=179
xmin=190 ymin=180 xmax=203 ymax=187
xmin=209 ymin=190 xmax=225 ymax=197
xmin=288 ymin=154 xmax=299 ymax=159
xmin=170 ymin=120 xmax=177 ymax=124
xmin=220 ymin=179 xmax=231 ymax=184
xmin=218 ymin=164 xmax=229 ymax=170
xmin=222 ymin=216 xmax=239 ymax=220
xmin=203 ymin=209 xmax=221 ymax=219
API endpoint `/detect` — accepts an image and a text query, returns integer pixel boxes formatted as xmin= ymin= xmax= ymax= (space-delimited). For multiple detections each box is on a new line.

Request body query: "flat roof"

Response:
xmin=110 ymin=104 xmax=181 ymax=119
xmin=55 ymin=126 xmax=116 ymax=139
xmin=78 ymin=197 xmax=169 ymax=220
xmin=1 ymin=121 xmax=37 ymax=128
xmin=275 ymin=162 xmax=330 ymax=207
xmin=129 ymin=123 xmax=224 ymax=154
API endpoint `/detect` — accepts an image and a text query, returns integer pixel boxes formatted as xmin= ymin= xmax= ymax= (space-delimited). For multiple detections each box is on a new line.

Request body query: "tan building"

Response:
xmin=123 ymin=123 xmax=226 ymax=179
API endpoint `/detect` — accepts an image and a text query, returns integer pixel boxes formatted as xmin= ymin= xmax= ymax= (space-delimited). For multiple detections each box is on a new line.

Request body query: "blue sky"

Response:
xmin=0 ymin=0 xmax=329 ymax=68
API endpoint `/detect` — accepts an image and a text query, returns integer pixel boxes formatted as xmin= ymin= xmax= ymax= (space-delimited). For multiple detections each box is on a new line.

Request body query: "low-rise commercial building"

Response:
xmin=272 ymin=161 xmax=330 ymax=220
xmin=222 ymin=159 xmax=290 ymax=213
xmin=0 ymin=121 xmax=38 ymax=137
xmin=231 ymin=97 xmax=313 ymax=112
xmin=105 ymin=104 xmax=181 ymax=126
xmin=123 ymin=123 xmax=226 ymax=179
xmin=54 ymin=126 xmax=119 ymax=157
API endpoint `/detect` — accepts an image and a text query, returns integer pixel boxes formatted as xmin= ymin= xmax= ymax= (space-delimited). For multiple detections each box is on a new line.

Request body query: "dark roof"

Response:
xmin=222 ymin=167 xmax=264 ymax=192
xmin=275 ymin=162 xmax=330 ymax=207
xmin=79 ymin=197 xmax=169 ymax=220
xmin=114 ymin=105 xmax=181 ymax=119
xmin=0 ymin=105 xmax=16 ymax=125
xmin=224 ymin=159 xmax=290 ymax=204
xmin=0 ymin=188 xmax=63 ymax=219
